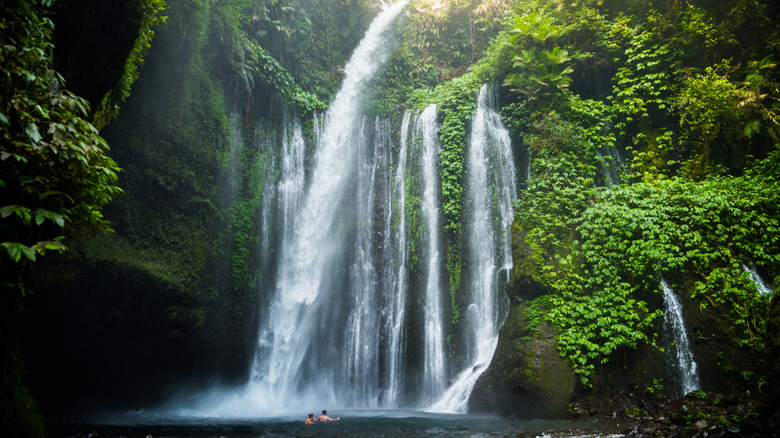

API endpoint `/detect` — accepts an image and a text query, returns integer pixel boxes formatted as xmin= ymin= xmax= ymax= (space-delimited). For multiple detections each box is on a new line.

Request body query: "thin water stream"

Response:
xmin=660 ymin=279 xmax=700 ymax=397
xmin=418 ymin=104 xmax=447 ymax=405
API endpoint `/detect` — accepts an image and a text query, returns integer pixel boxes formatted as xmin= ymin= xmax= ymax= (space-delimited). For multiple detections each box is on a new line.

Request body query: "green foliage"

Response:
xmin=453 ymin=0 xmax=780 ymax=387
xmin=738 ymin=57 xmax=780 ymax=141
xmin=92 ymin=0 xmax=168 ymax=130
xmin=608 ymin=27 xmax=674 ymax=168
xmin=521 ymin=296 xmax=547 ymax=339
xmin=404 ymin=0 xmax=506 ymax=80
xmin=214 ymin=3 xmax=325 ymax=114
xmin=546 ymin=277 xmax=661 ymax=386
xmin=235 ymin=0 xmax=373 ymax=104
xmin=435 ymin=73 xmax=481 ymax=234
xmin=509 ymin=113 xmax=647 ymax=386
xmin=446 ymin=242 xmax=461 ymax=325
xmin=225 ymin=122 xmax=273 ymax=291
xmin=1 ymin=0 xmax=122 ymax=286
xmin=502 ymin=9 xmax=576 ymax=107
xmin=367 ymin=47 xmax=440 ymax=116
xmin=240 ymin=0 xmax=312 ymax=41
xmin=514 ymin=113 xmax=597 ymax=273
xmin=513 ymin=118 xmax=779 ymax=385
xmin=567 ymin=167 xmax=779 ymax=373
xmin=678 ymin=66 xmax=741 ymax=143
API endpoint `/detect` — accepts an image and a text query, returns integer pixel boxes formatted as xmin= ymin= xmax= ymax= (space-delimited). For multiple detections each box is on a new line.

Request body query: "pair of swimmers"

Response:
xmin=305 ymin=410 xmax=340 ymax=424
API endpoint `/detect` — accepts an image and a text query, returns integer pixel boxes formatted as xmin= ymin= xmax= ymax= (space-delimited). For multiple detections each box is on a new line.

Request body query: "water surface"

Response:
xmin=48 ymin=409 xmax=630 ymax=437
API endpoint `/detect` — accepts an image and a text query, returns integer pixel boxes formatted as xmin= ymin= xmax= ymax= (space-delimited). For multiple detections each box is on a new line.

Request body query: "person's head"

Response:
xmin=308 ymin=413 xmax=314 ymax=418
xmin=322 ymin=410 xmax=327 ymax=415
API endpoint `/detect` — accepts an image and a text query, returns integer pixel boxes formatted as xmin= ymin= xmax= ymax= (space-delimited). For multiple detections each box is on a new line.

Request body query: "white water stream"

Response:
xmin=417 ymin=104 xmax=447 ymax=405
xmin=742 ymin=262 xmax=775 ymax=295
xmin=430 ymin=84 xmax=517 ymax=413
xmin=237 ymin=1 xmax=408 ymax=413
xmin=660 ymin=278 xmax=701 ymax=397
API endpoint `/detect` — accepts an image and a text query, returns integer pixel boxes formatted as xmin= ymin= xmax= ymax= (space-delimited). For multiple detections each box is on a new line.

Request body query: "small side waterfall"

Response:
xmin=418 ymin=104 xmax=447 ymax=405
xmin=742 ymin=263 xmax=775 ymax=294
xmin=660 ymin=278 xmax=700 ymax=397
xmin=525 ymin=148 xmax=532 ymax=185
xmin=597 ymin=144 xmax=625 ymax=186
xmin=223 ymin=115 xmax=244 ymax=201
xmin=431 ymin=84 xmax=517 ymax=413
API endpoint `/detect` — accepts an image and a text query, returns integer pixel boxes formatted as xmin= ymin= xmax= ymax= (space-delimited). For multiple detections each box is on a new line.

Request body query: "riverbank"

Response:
xmin=570 ymin=389 xmax=777 ymax=437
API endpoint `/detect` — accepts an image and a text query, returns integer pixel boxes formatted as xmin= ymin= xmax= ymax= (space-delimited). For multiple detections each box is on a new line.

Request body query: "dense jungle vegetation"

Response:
xmin=374 ymin=0 xmax=780 ymax=395
xmin=2 ymin=0 xmax=780 ymax=436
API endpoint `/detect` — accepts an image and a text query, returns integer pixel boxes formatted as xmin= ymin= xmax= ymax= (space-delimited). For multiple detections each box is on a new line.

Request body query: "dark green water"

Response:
xmin=47 ymin=409 xmax=631 ymax=437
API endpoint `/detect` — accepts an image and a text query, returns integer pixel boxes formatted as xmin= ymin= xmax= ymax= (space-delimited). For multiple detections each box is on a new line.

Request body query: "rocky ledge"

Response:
xmin=569 ymin=390 xmax=776 ymax=437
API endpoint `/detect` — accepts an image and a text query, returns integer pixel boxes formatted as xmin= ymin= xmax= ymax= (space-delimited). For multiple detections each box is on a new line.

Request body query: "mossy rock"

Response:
xmin=470 ymin=301 xmax=577 ymax=417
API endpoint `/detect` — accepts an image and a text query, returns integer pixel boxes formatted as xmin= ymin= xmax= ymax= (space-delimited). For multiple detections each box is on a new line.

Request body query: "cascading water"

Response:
xmin=250 ymin=1 xmax=408 ymax=412
xmin=525 ymin=147 xmax=532 ymax=185
xmin=380 ymin=111 xmax=412 ymax=407
xmin=191 ymin=1 xmax=515 ymax=416
xmin=597 ymin=145 xmax=624 ymax=186
xmin=417 ymin=104 xmax=447 ymax=405
xmin=742 ymin=262 xmax=775 ymax=295
xmin=342 ymin=115 xmax=383 ymax=407
xmin=660 ymin=278 xmax=700 ymax=397
xmin=251 ymin=111 xmax=306 ymax=383
xmin=431 ymin=84 xmax=517 ymax=413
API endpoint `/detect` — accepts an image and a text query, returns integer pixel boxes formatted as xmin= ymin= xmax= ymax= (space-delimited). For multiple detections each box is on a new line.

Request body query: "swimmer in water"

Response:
xmin=317 ymin=410 xmax=340 ymax=422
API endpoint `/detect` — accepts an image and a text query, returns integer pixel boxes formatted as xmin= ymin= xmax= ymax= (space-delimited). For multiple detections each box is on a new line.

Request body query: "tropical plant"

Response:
xmin=1 ymin=0 xmax=122 ymax=293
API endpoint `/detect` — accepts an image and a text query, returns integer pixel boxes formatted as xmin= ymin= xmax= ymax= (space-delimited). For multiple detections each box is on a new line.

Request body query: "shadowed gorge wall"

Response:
xmin=52 ymin=0 xmax=142 ymax=107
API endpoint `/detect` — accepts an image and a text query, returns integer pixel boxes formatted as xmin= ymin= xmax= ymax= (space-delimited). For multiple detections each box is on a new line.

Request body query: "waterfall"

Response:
xmin=597 ymin=144 xmax=624 ymax=186
xmin=381 ymin=111 xmax=412 ymax=406
xmin=431 ymin=84 xmax=517 ymax=413
xmin=248 ymin=1 xmax=408 ymax=412
xmin=660 ymin=278 xmax=700 ymax=397
xmin=224 ymin=115 xmax=243 ymax=200
xmin=342 ymin=115 xmax=383 ymax=407
xmin=416 ymin=104 xmax=447 ymax=405
xmin=742 ymin=262 xmax=775 ymax=294
xmin=251 ymin=111 xmax=306 ymax=382
xmin=187 ymin=1 xmax=516 ymax=416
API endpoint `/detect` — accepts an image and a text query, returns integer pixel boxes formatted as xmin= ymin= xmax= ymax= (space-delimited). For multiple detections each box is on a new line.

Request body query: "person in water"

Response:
xmin=317 ymin=410 xmax=340 ymax=422
xmin=304 ymin=413 xmax=316 ymax=424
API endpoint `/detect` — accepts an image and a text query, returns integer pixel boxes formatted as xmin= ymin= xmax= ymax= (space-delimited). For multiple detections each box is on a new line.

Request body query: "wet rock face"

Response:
xmin=469 ymin=303 xmax=577 ymax=417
